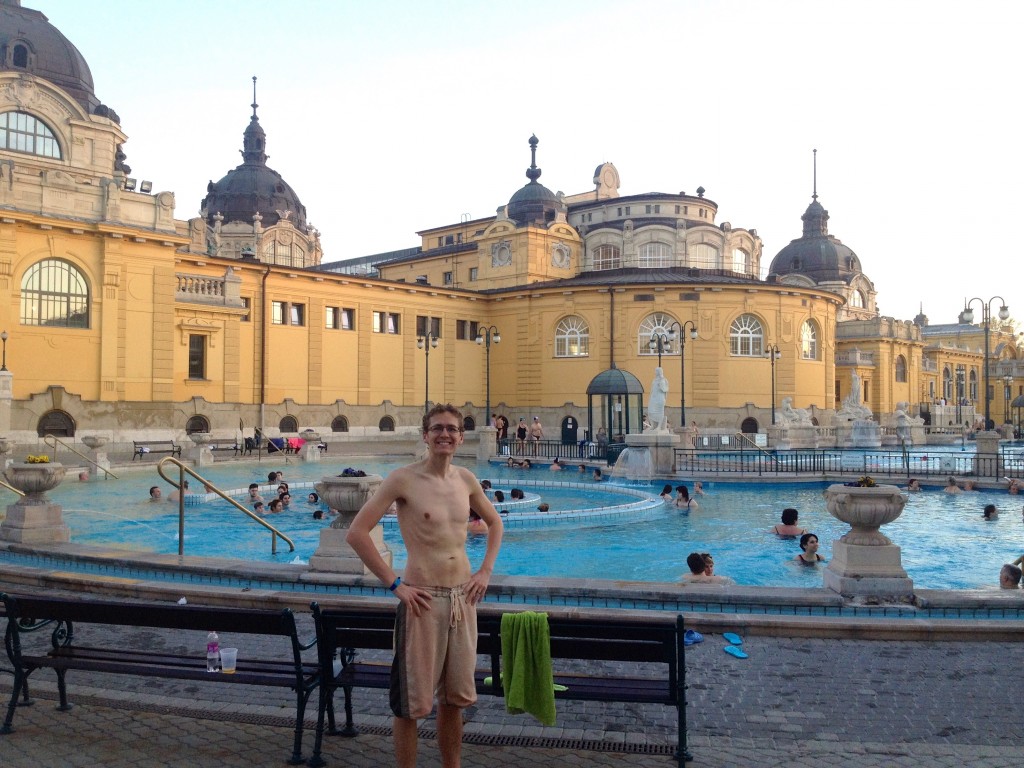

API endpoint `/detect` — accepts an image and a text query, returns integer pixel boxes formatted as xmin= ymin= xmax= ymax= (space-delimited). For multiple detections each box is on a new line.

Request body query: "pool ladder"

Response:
xmin=157 ymin=457 xmax=295 ymax=556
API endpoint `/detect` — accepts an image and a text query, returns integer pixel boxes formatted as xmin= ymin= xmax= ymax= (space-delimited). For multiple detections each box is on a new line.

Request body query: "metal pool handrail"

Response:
xmin=155 ymin=457 xmax=295 ymax=556
xmin=43 ymin=435 xmax=118 ymax=479
xmin=0 ymin=477 xmax=25 ymax=497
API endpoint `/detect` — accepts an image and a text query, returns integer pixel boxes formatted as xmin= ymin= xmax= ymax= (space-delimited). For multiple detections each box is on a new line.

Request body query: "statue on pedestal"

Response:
xmin=646 ymin=367 xmax=670 ymax=433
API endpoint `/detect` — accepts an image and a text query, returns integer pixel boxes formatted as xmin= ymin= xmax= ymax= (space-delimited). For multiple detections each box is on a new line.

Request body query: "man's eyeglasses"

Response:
xmin=427 ymin=425 xmax=463 ymax=435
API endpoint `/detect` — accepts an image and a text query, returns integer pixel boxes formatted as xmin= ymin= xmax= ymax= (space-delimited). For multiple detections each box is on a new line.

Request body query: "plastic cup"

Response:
xmin=220 ymin=647 xmax=238 ymax=674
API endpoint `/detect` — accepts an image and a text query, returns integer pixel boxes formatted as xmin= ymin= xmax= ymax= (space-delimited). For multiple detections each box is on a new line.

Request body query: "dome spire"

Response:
xmin=812 ymin=147 xmax=818 ymax=201
xmin=801 ymin=148 xmax=828 ymax=237
xmin=241 ymin=75 xmax=267 ymax=166
xmin=525 ymin=134 xmax=542 ymax=184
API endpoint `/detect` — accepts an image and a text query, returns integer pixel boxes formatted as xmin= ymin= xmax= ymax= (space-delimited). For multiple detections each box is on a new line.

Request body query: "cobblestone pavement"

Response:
xmin=1 ymin=612 xmax=1022 ymax=768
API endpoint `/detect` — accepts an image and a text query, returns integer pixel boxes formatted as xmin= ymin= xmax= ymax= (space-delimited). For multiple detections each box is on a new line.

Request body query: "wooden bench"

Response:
xmin=208 ymin=440 xmax=242 ymax=455
xmin=0 ymin=592 xmax=320 ymax=765
xmin=307 ymin=603 xmax=690 ymax=766
xmin=132 ymin=439 xmax=181 ymax=460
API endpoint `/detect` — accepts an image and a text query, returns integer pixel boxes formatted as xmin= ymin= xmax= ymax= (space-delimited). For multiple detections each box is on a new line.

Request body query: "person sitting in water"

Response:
xmin=510 ymin=488 xmax=524 ymax=500
xmin=680 ymin=552 xmax=735 ymax=585
xmin=944 ymin=476 xmax=961 ymax=494
xmin=506 ymin=457 xmax=532 ymax=469
xmin=493 ymin=490 xmax=505 ymax=504
xmin=247 ymin=483 xmax=264 ymax=503
xmin=549 ymin=458 xmax=563 ymax=471
xmin=794 ymin=533 xmax=826 ymax=564
xmin=983 ymin=503 xmax=999 ymax=520
xmin=167 ymin=480 xmax=189 ymax=503
xmin=149 ymin=486 xmax=162 ymax=502
xmin=578 ymin=464 xmax=587 ymax=473
xmin=253 ymin=501 xmax=265 ymax=516
xmin=675 ymin=485 xmax=697 ymax=510
xmin=659 ymin=484 xmax=674 ymax=502
xmin=593 ymin=468 xmax=603 ymax=481
xmin=467 ymin=509 xmax=487 ymax=535
xmin=999 ymin=563 xmax=1022 ymax=589
xmin=313 ymin=509 xmax=324 ymax=521
xmin=1007 ymin=478 xmax=1021 ymax=495
xmin=693 ymin=481 xmax=706 ymax=496
xmin=307 ymin=492 xmax=320 ymax=505
xmin=772 ymin=508 xmax=806 ymax=537
xmin=267 ymin=498 xmax=283 ymax=514
xmin=906 ymin=478 xmax=922 ymax=492
xmin=537 ymin=503 xmax=550 ymax=512
xmin=963 ymin=481 xmax=978 ymax=492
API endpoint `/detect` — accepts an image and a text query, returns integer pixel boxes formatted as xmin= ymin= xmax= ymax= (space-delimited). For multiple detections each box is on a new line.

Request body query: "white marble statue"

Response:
xmin=646 ymin=367 xmax=670 ymax=433
xmin=837 ymin=372 xmax=874 ymax=421
xmin=779 ymin=397 xmax=813 ymax=426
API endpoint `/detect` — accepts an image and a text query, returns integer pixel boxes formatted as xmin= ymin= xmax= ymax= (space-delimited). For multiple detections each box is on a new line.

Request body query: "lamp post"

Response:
xmin=648 ymin=331 xmax=670 ymax=366
xmin=0 ymin=330 xmax=7 ymax=371
xmin=416 ymin=331 xmax=439 ymax=415
xmin=475 ymin=325 xmax=501 ymax=425
xmin=962 ymin=297 xmax=1010 ymax=430
xmin=955 ymin=364 xmax=965 ymax=427
xmin=667 ymin=320 xmax=698 ymax=427
xmin=764 ymin=344 xmax=781 ymax=426
xmin=1004 ymin=374 xmax=1014 ymax=426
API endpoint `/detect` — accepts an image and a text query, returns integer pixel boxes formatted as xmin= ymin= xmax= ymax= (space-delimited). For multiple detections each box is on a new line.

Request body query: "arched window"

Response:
xmin=463 ymin=416 xmax=476 ymax=431
xmin=969 ymin=369 xmax=978 ymax=402
xmin=740 ymin=417 xmax=759 ymax=434
xmin=800 ymin=320 xmax=818 ymax=360
xmin=943 ymin=367 xmax=953 ymax=401
xmin=20 ymin=259 xmax=89 ymax=327
xmin=554 ymin=315 xmax=590 ymax=357
xmin=638 ymin=312 xmax=679 ymax=356
xmin=37 ymin=409 xmax=75 ymax=437
xmin=378 ymin=416 xmax=395 ymax=432
xmin=732 ymin=248 xmax=751 ymax=274
xmin=638 ymin=242 xmax=672 ymax=268
xmin=13 ymin=44 xmax=29 ymax=68
xmin=279 ymin=415 xmax=298 ymax=433
xmin=1 ymin=111 xmax=62 ymax=158
xmin=895 ymin=355 xmax=908 ymax=383
xmin=692 ymin=243 xmax=721 ymax=269
xmin=730 ymin=314 xmax=764 ymax=357
xmin=331 ymin=415 xmax=349 ymax=432
xmin=185 ymin=415 xmax=210 ymax=434
xmin=591 ymin=245 xmax=620 ymax=271
xmin=850 ymin=289 xmax=865 ymax=308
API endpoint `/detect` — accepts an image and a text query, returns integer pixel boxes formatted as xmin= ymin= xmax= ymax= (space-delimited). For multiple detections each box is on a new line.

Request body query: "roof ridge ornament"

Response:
xmin=525 ymin=135 xmax=541 ymax=184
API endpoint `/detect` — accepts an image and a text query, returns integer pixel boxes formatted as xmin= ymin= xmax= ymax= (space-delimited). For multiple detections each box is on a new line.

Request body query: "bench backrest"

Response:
xmin=2 ymin=592 xmax=299 ymax=639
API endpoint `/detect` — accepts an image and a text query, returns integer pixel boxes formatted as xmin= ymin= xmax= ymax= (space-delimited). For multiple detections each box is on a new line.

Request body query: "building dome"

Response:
xmin=767 ymin=196 xmax=863 ymax=283
xmin=507 ymin=135 xmax=566 ymax=227
xmin=0 ymin=0 xmax=106 ymax=116
xmin=201 ymin=86 xmax=307 ymax=230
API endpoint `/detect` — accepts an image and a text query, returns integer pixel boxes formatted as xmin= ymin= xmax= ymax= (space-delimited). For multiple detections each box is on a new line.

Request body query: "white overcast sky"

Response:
xmin=38 ymin=0 xmax=1021 ymax=324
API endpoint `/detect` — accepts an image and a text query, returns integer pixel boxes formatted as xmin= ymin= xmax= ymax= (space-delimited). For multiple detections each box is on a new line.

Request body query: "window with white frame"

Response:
xmin=850 ymin=289 xmax=865 ymax=308
xmin=554 ymin=315 xmax=590 ymax=357
xmin=729 ymin=314 xmax=764 ymax=357
xmin=20 ymin=258 xmax=89 ymax=327
xmin=1 ymin=111 xmax=61 ymax=158
xmin=800 ymin=320 xmax=818 ymax=360
xmin=732 ymin=248 xmax=751 ymax=274
xmin=591 ymin=245 xmax=621 ymax=271
xmin=638 ymin=242 xmax=672 ymax=268
xmin=638 ymin=313 xmax=679 ymax=356
xmin=692 ymin=243 xmax=721 ymax=269
xmin=373 ymin=311 xmax=400 ymax=334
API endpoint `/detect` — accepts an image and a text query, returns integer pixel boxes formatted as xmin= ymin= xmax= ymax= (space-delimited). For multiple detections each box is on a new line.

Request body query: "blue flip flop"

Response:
xmin=683 ymin=629 xmax=704 ymax=646
xmin=723 ymin=632 xmax=743 ymax=645
xmin=723 ymin=645 xmax=748 ymax=659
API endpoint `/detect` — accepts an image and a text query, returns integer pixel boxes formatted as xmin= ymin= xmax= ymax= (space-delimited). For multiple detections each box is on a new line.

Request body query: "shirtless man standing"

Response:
xmin=346 ymin=404 xmax=503 ymax=768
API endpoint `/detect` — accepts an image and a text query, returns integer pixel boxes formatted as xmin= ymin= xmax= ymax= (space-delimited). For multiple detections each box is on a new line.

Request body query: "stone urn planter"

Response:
xmin=188 ymin=432 xmax=213 ymax=445
xmin=81 ymin=435 xmax=109 ymax=450
xmin=825 ymin=483 xmax=907 ymax=545
xmin=0 ymin=462 xmax=70 ymax=544
xmin=823 ymin=483 xmax=912 ymax=599
xmin=5 ymin=462 xmax=66 ymax=499
xmin=307 ymin=473 xmax=391 ymax=576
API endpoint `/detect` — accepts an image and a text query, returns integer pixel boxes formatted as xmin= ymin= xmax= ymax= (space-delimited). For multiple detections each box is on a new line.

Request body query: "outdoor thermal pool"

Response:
xmin=19 ymin=456 xmax=1023 ymax=591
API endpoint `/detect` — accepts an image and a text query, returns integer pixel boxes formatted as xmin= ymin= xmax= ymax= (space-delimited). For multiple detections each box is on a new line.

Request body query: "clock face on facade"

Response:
xmin=552 ymin=243 xmax=571 ymax=268
xmin=492 ymin=242 xmax=512 ymax=267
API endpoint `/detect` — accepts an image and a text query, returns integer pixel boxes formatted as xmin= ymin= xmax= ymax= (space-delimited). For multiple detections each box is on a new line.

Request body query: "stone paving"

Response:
xmin=1 ymin=610 xmax=1022 ymax=767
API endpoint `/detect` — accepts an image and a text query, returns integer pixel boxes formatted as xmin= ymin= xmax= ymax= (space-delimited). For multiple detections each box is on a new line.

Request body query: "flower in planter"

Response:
xmin=845 ymin=475 xmax=876 ymax=488
xmin=25 ymin=454 xmax=51 ymax=464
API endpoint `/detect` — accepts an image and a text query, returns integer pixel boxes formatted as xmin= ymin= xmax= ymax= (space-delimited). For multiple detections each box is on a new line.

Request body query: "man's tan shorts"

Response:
xmin=390 ymin=584 xmax=477 ymax=719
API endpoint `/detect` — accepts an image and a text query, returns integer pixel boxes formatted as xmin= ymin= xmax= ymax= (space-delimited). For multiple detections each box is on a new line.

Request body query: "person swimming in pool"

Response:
xmin=794 ymin=533 xmax=825 ymax=564
xmin=772 ymin=508 xmax=806 ymax=537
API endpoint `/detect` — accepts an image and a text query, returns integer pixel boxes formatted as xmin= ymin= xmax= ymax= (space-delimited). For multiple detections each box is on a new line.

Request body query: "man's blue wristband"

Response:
xmin=388 ymin=577 xmax=401 ymax=592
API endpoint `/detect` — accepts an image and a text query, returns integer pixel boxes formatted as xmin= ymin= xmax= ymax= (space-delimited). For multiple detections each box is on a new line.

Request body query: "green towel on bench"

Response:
xmin=500 ymin=611 xmax=556 ymax=726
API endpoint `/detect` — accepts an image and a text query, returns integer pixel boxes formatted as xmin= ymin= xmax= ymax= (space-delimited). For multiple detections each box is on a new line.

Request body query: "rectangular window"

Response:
xmin=443 ymin=271 xmax=453 ymax=285
xmin=290 ymin=303 xmax=305 ymax=326
xmin=240 ymin=297 xmax=251 ymax=322
xmin=326 ymin=307 xmax=338 ymax=329
xmin=341 ymin=308 xmax=354 ymax=330
xmin=416 ymin=315 xmax=441 ymax=337
xmin=374 ymin=311 xmax=400 ymax=334
xmin=456 ymin=320 xmax=481 ymax=341
xmin=272 ymin=301 xmax=286 ymax=325
xmin=188 ymin=334 xmax=206 ymax=379
xmin=468 ymin=267 xmax=478 ymax=281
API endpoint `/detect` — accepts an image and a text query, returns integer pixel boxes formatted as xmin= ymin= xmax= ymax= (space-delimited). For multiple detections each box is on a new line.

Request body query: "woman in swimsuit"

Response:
xmin=515 ymin=418 xmax=528 ymax=453
xmin=794 ymin=533 xmax=825 ymax=564
xmin=772 ymin=508 xmax=806 ymax=537
xmin=659 ymin=484 xmax=674 ymax=502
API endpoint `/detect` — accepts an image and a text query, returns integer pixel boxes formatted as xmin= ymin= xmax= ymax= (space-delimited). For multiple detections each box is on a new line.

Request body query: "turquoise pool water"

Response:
xmin=29 ymin=457 xmax=1024 ymax=590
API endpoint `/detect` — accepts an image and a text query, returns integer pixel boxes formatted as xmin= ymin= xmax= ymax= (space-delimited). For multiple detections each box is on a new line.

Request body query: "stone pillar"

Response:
xmin=187 ymin=432 xmax=214 ymax=467
xmin=973 ymin=430 xmax=1002 ymax=478
xmin=299 ymin=431 xmax=322 ymax=463
xmin=81 ymin=436 xmax=111 ymax=478
xmin=476 ymin=426 xmax=497 ymax=463
xmin=822 ymin=483 xmax=913 ymax=599
xmin=622 ymin=431 xmax=680 ymax=478
xmin=0 ymin=463 xmax=70 ymax=544
xmin=0 ymin=369 xmax=12 ymax=434
xmin=306 ymin=473 xmax=391 ymax=576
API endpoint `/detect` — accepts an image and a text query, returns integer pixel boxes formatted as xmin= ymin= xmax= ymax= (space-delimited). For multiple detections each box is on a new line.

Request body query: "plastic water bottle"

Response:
xmin=206 ymin=630 xmax=220 ymax=672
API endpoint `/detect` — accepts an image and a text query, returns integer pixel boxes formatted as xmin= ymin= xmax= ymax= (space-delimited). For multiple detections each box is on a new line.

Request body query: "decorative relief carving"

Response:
xmin=551 ymin=242 xmax=571 ymax=268
xmin=491 ymin=240 xmax=512 ymax=267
